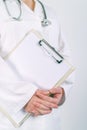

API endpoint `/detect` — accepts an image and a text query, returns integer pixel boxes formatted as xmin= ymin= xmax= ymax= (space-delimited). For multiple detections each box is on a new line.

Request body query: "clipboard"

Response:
xmin=0 ymin=29 xmax=75 ymax=127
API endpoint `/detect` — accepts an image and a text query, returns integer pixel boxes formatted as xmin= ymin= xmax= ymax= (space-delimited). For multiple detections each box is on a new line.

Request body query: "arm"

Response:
xmin=56 ymin=25 xmax=75 ymax=105
xmin=0 ymin=55 xmax=38 ymax=119
xmin=57 ymin=25 xmax=74 ymax=106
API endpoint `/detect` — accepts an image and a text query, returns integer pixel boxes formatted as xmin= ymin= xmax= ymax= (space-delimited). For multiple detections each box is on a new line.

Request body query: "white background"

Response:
xmin=42 ymin=0 xmax=87 ymax=130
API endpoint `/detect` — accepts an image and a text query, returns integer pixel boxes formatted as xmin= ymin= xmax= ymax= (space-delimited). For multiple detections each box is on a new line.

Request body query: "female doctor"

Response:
xmin=0 ymin=0 xmax=74 ymax=130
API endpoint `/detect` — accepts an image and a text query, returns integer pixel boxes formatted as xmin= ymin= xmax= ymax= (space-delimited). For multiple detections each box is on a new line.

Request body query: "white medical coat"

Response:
xmin=0 ymin=0 xmax=74 ymax=130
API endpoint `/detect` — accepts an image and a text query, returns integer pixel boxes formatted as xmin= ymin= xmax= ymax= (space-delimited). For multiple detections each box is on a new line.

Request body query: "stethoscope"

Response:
xmin=3 ymin=0 xmax=51 ymax=27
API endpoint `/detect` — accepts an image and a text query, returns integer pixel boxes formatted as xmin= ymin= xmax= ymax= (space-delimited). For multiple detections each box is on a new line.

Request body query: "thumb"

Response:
xmin=49 ymin=87 xmax=62 ymax=94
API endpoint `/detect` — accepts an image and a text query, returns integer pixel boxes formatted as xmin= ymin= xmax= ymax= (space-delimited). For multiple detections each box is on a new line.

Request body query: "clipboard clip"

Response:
xmin=38 ymin=39 xmax=64 ymax=64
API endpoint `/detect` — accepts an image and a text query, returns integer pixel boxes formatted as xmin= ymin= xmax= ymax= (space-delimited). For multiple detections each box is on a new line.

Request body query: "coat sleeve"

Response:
xmin=0 ymin=3 xmax=38 ymax=125
xmin=57 ymin=25 xmax=75 ymax=98
xmin=0 ymin=47 xmax=38 ymax=120
xmin=45 ymin=4 xmax=75 ymax=98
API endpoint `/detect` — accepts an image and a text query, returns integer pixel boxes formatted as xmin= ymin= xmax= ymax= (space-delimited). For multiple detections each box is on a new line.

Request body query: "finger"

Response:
xmin=35 ymin=89 xmax=49 ymax=96
xmin=31 ymin=110 xmax=40 ymax=116
xmin=28 ymin=104 xmax=52 ymax=116
xmin=33 ymin=100 xmax=52 ymax=110
xmin=33 ymin=95 xmax=58 ymax=109
xmin=37 ymin=93 xmax=58 ymax=104
xmin=36 ymin=108 xmax=52 ymax=115
xmin=34 ymin=96 xmax=57 ymax=109
xmin=54 ymin=94 xmax=62 ymax=103
xmin=49 ymin=87 xmax=62 ymax=95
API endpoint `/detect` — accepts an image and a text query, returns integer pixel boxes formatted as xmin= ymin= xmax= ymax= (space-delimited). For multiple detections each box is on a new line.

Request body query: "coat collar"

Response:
xmin=21 ymin=0 xmax=44 ymax=20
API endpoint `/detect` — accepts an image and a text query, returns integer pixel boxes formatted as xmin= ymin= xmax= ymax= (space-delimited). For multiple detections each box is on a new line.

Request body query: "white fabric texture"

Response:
xmin=0 ymin=0 xmax=74 ymax=130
